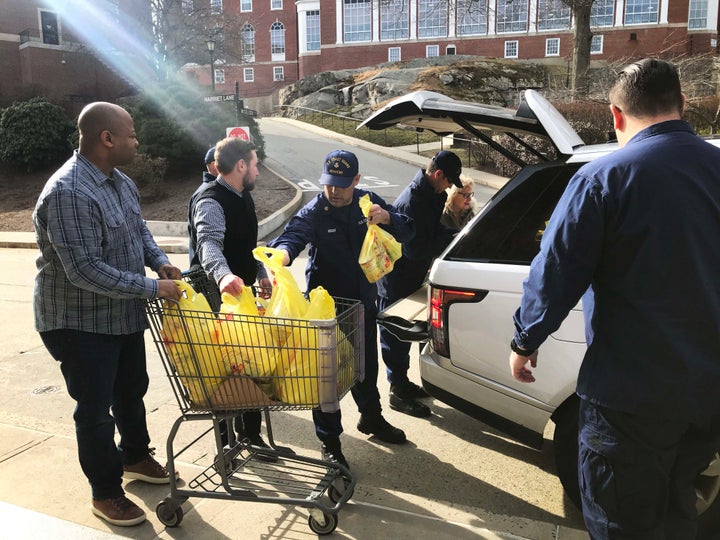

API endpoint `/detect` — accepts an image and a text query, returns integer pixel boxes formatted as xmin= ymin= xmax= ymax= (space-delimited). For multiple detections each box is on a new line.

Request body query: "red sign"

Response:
xmin=227 ymin=126 xmax=251 ymax=140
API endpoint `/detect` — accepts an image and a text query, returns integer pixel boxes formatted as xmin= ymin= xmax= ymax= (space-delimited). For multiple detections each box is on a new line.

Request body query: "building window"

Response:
xmin=274 ymin=66 xmax=285 ymax=80
xmin=40 ymin=10 xmax=60 ymax=45
xmin=504 ymin=40 xmax=518 ymax=58
xmin=457 ymin=0 xmax=487 ymax=36
xmin=688 ymin=0 xmax=708 ymax=29
xmin=537 ymin=0 xmax=570 ymax=30
xmin=624 ymin=0 xmax=658 ymax=24
xmin=590 ymin=34 xmax=604 ymax=54
xmin=271 ymin=0 xmax=283 ymax=8
xmin=426 ymin=44 xmax=440 ymax=57
xmin=271 ymin=21 xmax=286 ymax=60
xmin=244 ymin=67 xmax=254 ymax=82
xmin=215 ymin=69 xmax=225 ymax=85
xmin=306 ymin=10 xmax=321 ymax=51
xmin=344 ymin=0 xmax=371 ymax=42
xmin=388 ymin=46 xmax=401 ymax=62
xmin=241 ymin=0 xmax=252 ymax=12
xmin=182 ymin=0 xmax=193 ymax=14
xmin=446 ymin=44 xmax=456 ymax=55
xmin=590 ymin=0 xmax=614 ymax=27
xmin=418 ymin=0 xmax=448 ymax=37
xmin=545 ymin=37 xmax=560 ymax=56
xmin=497 ymin=0 xmax=528 ymax=33
xmin=381 ymin=0 xmax=409 ymax=40
xmin=242 ymin=24 xmax=255 ymax=62
xmin=211 ymin=0 xmax=223 ymax=14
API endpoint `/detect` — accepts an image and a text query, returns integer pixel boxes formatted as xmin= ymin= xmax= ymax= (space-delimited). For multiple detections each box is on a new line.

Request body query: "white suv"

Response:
xmin=361 ymin=90 xmax=720 ymax=536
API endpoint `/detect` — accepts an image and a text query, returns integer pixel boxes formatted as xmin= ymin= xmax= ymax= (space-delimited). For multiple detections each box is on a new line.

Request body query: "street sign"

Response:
xmin=227 ymin=126 xmax=251 ymax=140
xmin=204 ymin=94 xmax=236 ymax=102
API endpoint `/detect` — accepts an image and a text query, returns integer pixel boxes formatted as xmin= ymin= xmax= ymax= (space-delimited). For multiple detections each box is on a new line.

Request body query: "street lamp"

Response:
xmin=206 ymin=39 xmax=216 ymax=93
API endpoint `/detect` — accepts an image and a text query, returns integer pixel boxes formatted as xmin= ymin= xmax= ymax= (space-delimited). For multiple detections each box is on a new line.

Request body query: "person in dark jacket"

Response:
xmin=377 ymin=151 xmax=462 ymax=418
xmin=268 ymin=149 xmax=414 ymax=468
xmin=188 ymin=146 xmax=219 ymax=263
xmin=188 ymin=137 xmax=275 ymax=460
xmin=510 ymin=58 xmax=720 ymax=539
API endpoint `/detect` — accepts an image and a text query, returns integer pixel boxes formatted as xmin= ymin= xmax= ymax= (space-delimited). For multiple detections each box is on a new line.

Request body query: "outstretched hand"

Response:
xmin=509 ymin=351 xmax=538 ymax=383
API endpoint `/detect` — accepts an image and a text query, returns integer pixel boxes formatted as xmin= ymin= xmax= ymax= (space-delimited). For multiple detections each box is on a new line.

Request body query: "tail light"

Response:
xmin=429 ymin=286 xmax=487 ymax=357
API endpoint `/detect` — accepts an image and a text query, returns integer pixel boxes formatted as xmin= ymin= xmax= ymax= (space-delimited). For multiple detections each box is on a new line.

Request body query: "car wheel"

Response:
xmin=552 ymin=400 xmax=720 ymax=536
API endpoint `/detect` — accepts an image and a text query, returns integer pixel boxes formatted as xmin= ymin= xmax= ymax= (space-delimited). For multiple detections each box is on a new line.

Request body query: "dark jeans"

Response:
xmin=578 ymin=399 xmax=720 ymax=540
xmin=40 ymin=329 xmax=152 ymax=500
xmin=218 ymin=410 xmax=262 ymax=446
xmin=313 ymin=306 xmax=381 ymax=440
xmin=378 ymin=292 xmax=416 ymax=387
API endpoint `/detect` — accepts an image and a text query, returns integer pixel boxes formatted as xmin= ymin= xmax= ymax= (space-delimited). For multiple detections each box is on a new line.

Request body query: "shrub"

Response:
xmin=118 ymin=153 xmax=169 ymax=203
xmin=0 ymin=97 xmax=73 ymax=172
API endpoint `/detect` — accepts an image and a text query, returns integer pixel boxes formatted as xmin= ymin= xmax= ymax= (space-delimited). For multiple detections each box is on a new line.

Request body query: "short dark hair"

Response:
xmin=215 ymin=137 xmax=256 ymax=175
xmin=608 ymin=58 xmax=682 ymax=119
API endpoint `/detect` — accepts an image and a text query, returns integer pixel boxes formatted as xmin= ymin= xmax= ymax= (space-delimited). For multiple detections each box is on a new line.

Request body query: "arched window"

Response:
xmin=270 ymin=21 xmax=285 ymax=60
xmin=242 ymin=23 xmax=255 ymax=62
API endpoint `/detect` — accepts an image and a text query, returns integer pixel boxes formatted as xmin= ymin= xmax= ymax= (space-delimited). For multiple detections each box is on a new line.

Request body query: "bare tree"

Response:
xmin=561 ymin=0 xmax=594 ymax=97
xmin=151 ymin=0 xmax=251 ymax=79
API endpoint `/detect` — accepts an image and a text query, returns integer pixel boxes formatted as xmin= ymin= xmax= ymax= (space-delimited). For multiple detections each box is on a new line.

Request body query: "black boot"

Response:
xmin=357 ymin=412 xmax=407 ymax=444
xmin=320 ymin=437 xmax=350 ymax=469
xmin=389 ymin=382 xmax=431 ymax=418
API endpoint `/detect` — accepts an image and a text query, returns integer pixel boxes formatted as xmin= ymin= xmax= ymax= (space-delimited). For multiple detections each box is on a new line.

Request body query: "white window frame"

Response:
xmin=244 ymin=67 xmax=254 ymax=82
xmin=211 ymin=0 xmax=223 ymax=14
xmin=590 ymin=34 xmax=604 ymax=54
xmin=271 ymin=0 xmax=283 ymax=9
xmin=344 ymin=0 xmax=372 ymax=42
xmin=381 ymin=0 xmax=410 ymax=40
xmin=388 ymin=46 xmax=401 ymax=62
xmin=457 ymin=0 xmax=488 ymax=35
xmin=426 ymin=44 xmax=440 ymax=57
xmin=270 ymin=21 xmax=286 ymax=61
xmin=306 ymin=10 xmax=321 ymax=51
xmin=504 ymin=40 xmax=518 ymax=58
xmin=496 ymin=0 xmax=528 ymax=33
xmin=624 ymin=0 xmax=659 ymax=25
xmin=182 ymin=0 xmax=193 ymax=15
xmin=418 ymin=0 xmax=448 ymax=38
xmin=590 ymin=0 xmax=615 ymax=27
xmin=537 ymin=0 xmax=570 ymax=30
xmin=214 ymin=68 xmax=225 ymax=85
xmin=242 ymin=24 xmax=255 ymax=63
xmin=273 ymin=66 xmax=285 ymax=81
xmin=545 ymin=37 xmax=560 ymax=56
xmin=241 ymin=0 xmax=252 ymax=12
xmin=688 ymin=0 xmax=708 ymax=29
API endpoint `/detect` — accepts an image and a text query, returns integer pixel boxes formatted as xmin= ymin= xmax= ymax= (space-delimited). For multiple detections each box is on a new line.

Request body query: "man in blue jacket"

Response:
xmin=377 ymin=151 xmax=461 ymax=417
xmin=510 ymin=59 xmax=720 ymax=538
xmin=268 ymin=149 xmax=414 ymax=468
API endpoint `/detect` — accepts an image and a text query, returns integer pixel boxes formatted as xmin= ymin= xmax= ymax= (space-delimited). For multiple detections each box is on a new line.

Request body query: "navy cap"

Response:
xmin=433 ymin=151 xmax=463 ymax=188
xmin=319 ymin=150 xmax=359 ymax=188
xmin=204 ymin=147 xmax=216 ymax=164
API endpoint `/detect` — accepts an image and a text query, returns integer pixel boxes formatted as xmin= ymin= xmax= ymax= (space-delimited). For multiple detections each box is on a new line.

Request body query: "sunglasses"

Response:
xmin=460 ymin=192 xmax=474 ymax=199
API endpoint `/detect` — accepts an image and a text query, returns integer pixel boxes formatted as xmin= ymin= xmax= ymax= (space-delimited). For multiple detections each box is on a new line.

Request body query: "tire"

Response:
xmin=156 ymin=500 xmax=184 ymax=528
xmin=308 ymin=511 xmax=338 ymax=535
xmin=328 ymin=476 xmax=354 ymax=504
xmin=552 ymin=401 xmax=720 ymax=536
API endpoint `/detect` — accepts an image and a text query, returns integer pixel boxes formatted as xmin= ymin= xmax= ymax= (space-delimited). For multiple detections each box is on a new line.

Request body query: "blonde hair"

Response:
xmin=445 ymin=175 xmax=478 ymax=214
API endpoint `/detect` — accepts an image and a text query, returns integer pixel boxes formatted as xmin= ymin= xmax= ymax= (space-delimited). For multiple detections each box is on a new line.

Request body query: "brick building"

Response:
xmin=0 ymin=0 xmax=153 ymax=110
xmin=184 ymin=0 xmax=718 ymax=97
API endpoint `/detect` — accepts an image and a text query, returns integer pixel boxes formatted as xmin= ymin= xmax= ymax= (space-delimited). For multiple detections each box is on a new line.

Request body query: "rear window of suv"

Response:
xmin=447 ymin=162 xmax=582 ymax=264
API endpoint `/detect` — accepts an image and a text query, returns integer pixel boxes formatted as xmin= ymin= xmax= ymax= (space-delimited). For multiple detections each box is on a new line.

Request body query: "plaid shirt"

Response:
xmin=33 ymin=151 xmax=170 ymax=334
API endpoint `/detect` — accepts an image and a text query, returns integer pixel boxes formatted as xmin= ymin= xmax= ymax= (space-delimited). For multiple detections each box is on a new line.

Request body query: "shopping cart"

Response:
xmin=145 ymin=268 xmax=365 ymax=534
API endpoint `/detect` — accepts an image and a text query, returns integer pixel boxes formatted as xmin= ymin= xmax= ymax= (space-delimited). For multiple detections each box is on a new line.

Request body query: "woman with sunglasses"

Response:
xmin=441 ymin=175 xmax=477 ymax=230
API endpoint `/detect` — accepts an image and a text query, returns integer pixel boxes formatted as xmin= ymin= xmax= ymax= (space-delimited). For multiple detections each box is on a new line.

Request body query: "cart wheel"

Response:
xmin=308 ymin=511 xmax=338 ymax=535
xmin=328 ymin=477 xmax=354 ymax=504
xmin=156 ymin=500 xmax=184 ymax=527
xmin=213 ymin=453 xmax=235 ymax=476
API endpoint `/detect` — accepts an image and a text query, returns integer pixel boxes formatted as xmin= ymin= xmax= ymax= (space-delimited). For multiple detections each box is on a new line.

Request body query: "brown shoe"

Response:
xmin=92 ymin=495 xmax=146 ymax=526
xmin=123 ymin=454 xmax=177 ymax=484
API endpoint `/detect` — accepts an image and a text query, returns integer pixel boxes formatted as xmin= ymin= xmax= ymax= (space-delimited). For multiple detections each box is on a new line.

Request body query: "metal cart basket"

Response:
xmin=145 ymin=268 xmax=365 ymax=534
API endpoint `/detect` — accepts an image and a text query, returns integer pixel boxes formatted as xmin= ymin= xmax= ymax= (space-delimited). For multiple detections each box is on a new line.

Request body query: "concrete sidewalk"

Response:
xmin=0 ymin=119 xmax=588 ymax=540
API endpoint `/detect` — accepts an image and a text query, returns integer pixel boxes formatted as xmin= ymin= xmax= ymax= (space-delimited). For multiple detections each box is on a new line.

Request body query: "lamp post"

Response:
xmin=206 ymin=39 xmax=216 ymax=93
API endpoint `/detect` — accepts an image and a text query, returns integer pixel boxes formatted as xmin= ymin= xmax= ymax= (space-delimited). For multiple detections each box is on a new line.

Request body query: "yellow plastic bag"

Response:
xmin=160 ymin=281 xmax=230 ymax=406
xmin=253 ymin=246 xmax=309 ymax=345
xmin=273 ymin=287 xmax=336 ymax=406
xmin=216 ymin=289 xmax=278 ymax=378
xmin=357 ymin=194 xmax=402 ymax=283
